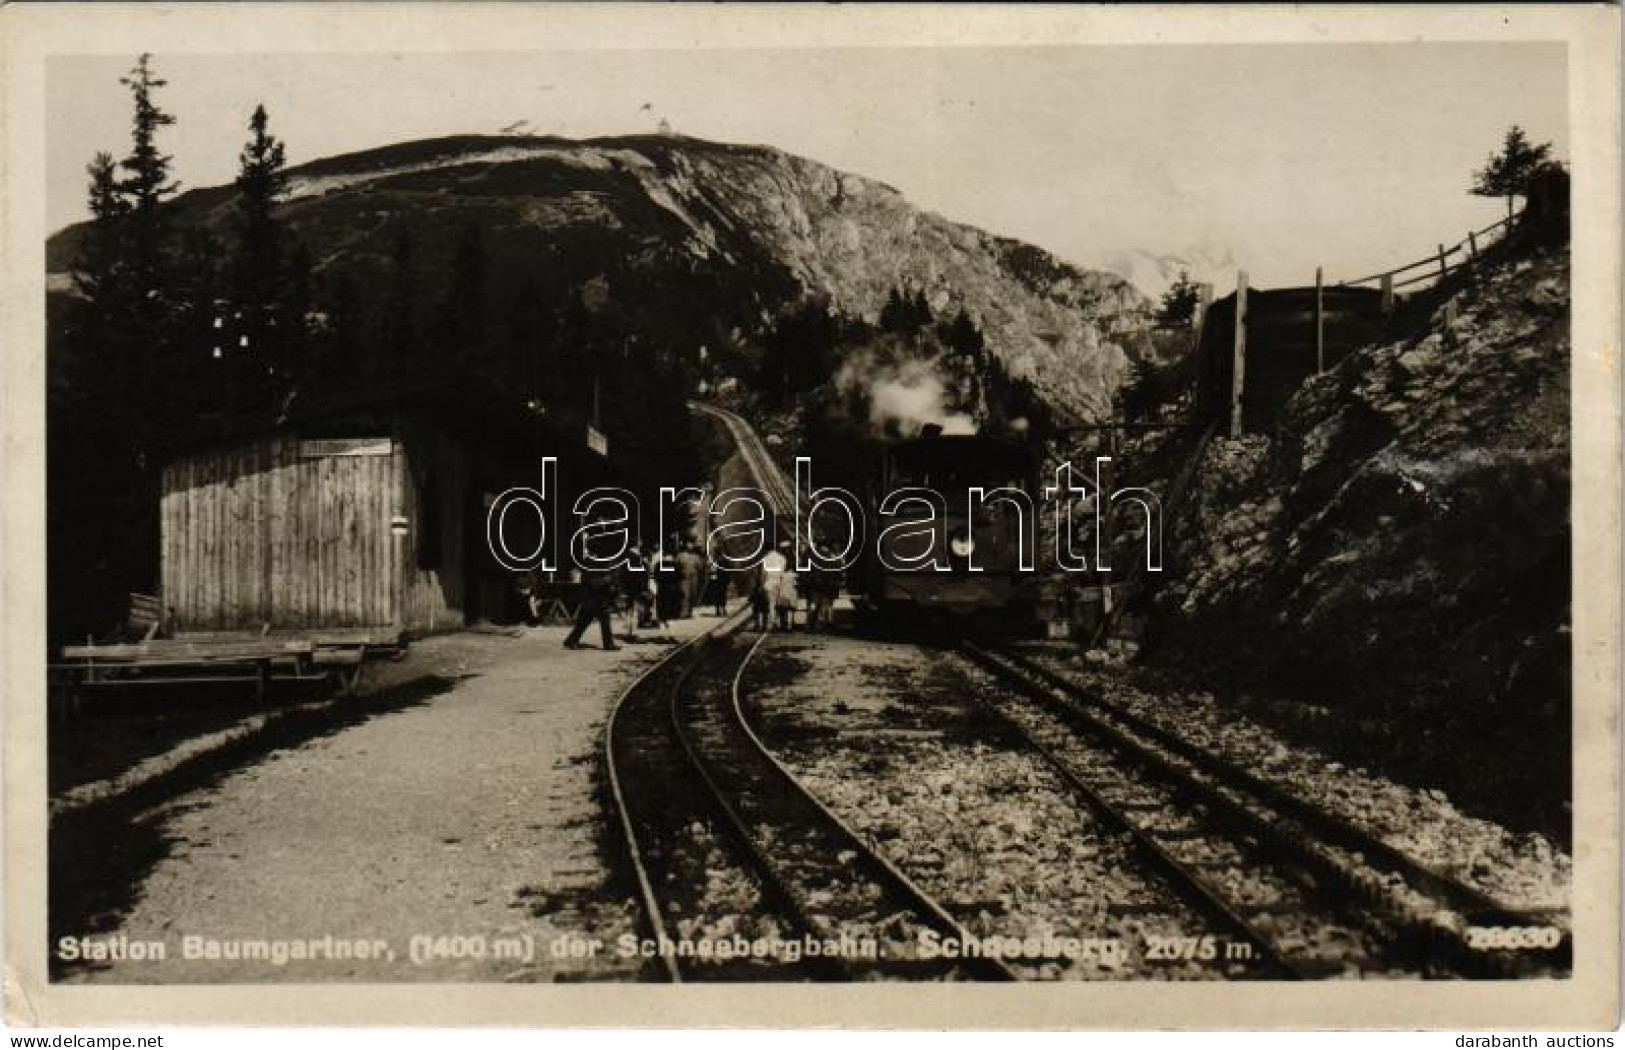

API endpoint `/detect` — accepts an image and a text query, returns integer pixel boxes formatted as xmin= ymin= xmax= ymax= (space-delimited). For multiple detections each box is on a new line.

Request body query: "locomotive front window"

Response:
xmin=887 ymin=444 xmax=1033 ymax=493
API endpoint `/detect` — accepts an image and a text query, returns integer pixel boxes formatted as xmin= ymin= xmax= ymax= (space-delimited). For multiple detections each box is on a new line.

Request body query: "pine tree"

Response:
xmin=71 ymin=153 xmax=136 ymax=401
xmin=313 ymin=272 xmax=365 ymax=386
xmin=279 ymin=240 xmax=314 ymax=384
xmin=118 ymin=54 xmax=179 ymax=217
xmin=73 ymin=153 xmax=129 ymax=303
xmin=168 ymin=227 xmax=226 ymax=416
xmin=115 ymin=53 xmax=181 ymax=419
xmin=1472 ymin=125 xmax=1554 ymax=220
xmin=879 ymin=287 xmax=906 ymax=333
xmin=56 ymin=54 xmax=189 ymax=619
xmin=1156 ymin=269 xmax=1202 ymax=327
xmin=943 ymin=308 xmax=986 ymax=363
xmin=435 ymin=223 xmax=488 ymax=361
xmin=232 ymin=103 xmax=292 ymax=396
xmin=381 ymin=228 xmax=420 ymax=370
xmin=910 ymin=289 xmax=932 ymax=329
xmin=506 ymin=276 xmax=551 ymax=403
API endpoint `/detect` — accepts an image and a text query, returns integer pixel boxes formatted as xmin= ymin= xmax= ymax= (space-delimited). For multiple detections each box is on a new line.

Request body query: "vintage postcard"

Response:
xmin=2 ymin=2 xmax=1619 ymax=1031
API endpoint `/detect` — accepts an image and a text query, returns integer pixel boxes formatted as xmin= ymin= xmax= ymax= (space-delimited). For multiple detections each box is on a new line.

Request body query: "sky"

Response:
xmin=46 ymin=43 xmax=1567 ymax=292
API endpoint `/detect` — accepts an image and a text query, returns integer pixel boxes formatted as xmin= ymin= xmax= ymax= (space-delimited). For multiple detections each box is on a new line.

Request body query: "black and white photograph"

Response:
xmin=3 ymin=1 xmax=1620 ymax=1034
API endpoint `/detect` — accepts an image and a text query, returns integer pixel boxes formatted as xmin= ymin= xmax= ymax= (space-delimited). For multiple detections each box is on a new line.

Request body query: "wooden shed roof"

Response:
xmin=155 ymin=364 xmax=595 ymax=461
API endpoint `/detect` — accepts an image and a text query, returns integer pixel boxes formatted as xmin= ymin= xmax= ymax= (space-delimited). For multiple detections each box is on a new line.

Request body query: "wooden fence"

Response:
xmin=1187 ymin=208 xmax=1526 ymax=435
xmin=1335 ymin=211 xmax=1521 ymax=309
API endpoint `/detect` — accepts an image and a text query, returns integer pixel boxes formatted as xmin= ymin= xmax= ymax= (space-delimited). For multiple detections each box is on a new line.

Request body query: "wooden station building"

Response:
xmin=157 ymin=368 xmax=610 ymax=636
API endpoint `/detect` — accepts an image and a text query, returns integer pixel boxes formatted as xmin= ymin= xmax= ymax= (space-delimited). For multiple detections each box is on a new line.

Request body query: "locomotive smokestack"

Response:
xmin=920 ymin=422 xmax=944 ymax=439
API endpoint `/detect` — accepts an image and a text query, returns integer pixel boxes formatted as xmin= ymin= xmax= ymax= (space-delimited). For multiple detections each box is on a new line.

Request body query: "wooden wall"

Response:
xmin=160 ymin=430 xmax=469 ymax=633
xmin=1194 ymin=285 xmax=1386 ymax=433
xmin=396 ymin=426 xmax=468 ymax=634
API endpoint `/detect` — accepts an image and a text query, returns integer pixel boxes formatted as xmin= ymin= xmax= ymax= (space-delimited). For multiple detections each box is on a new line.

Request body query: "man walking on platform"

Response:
xmin=563 ymin=563 xmax=620 ymax=651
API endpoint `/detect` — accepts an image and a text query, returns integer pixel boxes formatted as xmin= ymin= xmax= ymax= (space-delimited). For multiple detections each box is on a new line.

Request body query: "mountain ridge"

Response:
xmin=47 ymin=132 xmax=1152 ymax=421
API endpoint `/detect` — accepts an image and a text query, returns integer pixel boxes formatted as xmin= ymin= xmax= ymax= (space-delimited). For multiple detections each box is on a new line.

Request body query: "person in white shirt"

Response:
xmin=761 ymin=540 xmax=798 ymax=631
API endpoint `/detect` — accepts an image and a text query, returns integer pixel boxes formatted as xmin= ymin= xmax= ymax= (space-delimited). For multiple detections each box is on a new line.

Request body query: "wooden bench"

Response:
xmin=51 ymin=625 xmax=407 ymax=717
xmin=127 ymin=592 xmax=165 ymax=641
xmin=53 ymin=639 xmax=323 ymax=713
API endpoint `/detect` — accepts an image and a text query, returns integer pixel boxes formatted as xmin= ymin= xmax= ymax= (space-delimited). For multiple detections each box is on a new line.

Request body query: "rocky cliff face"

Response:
xmin=46 ymin=134 xmax=1149 ymax=420
xmin=1145 ymin=238 xmax=1570 ymax=836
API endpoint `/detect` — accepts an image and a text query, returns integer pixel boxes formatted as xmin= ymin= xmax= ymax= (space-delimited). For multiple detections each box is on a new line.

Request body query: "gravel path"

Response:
xmin=56 ymin=617 xmax=727 ymax=984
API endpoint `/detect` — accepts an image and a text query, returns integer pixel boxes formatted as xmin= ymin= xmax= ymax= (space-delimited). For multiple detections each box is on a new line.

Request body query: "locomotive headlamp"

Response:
xmin=949 ymin=528 xmax=975 ymax=558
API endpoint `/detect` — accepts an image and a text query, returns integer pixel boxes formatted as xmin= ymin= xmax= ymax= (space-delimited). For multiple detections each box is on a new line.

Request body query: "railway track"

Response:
xmin=605 ymin=615 xmax=1017 ymax=981
xmin=690 ymin=401 xmax=798 ymax=516
xmin=959 ymin=641 xmax=1571 ymax=979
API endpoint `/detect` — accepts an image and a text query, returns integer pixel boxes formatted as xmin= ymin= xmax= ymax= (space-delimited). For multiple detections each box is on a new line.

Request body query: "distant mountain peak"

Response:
xmin=49 ymin=133 xmax=1152 ymax=420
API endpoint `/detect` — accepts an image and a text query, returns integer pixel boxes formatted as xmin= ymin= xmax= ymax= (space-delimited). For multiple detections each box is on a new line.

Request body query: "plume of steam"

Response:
xmin=836 ymin=348 xmax=977 ymax=438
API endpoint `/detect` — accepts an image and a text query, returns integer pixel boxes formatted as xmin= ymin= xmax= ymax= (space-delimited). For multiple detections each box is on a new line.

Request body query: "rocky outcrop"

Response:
xmin=1149 ymin=239 xmax=1571 ymax=837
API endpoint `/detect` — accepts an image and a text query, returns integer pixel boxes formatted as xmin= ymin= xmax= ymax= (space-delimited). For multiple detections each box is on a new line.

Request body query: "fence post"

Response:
xmin=1437 ymin=243 xmax=1448 ymax=283
xmin=1380 ymin=272 xmax=1394 ymax=314
xmin=1194 ymin=282 xmax=1213 ymax=337
xmin=1189 ymin=283 xmax=1213 ymax=413
xmin=1468 ymin=229 xmax=1479 ymax=262
xmin=1314 ymin=266 xmax=1325 ymax=374
xmin=1230 ymin=270 xmax=1248 ymax=438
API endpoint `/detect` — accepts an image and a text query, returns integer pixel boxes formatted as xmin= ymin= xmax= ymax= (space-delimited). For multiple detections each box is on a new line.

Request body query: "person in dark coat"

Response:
xmin=563 ymin=564 xmax=620 ymax=651
xmin=654 ymin=546 xmax=683 ymax=624
xmin=804 ymin=562 xmax=839 ymax=631
xmin=676 ymin=542 xmax=706 ymax=618
xmin=704 ymin=562 xmax=730 ymax=616
xmin=623 ymin=548 xmax=656 ymax=633
xmin=748 ymin=574 xmax=771 ymax=631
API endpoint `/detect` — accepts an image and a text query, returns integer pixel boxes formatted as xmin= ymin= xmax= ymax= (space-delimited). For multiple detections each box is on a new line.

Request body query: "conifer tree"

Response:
xmin=1156 ymin=269 xmax=1202 ymax=327
xmin=115 ymin=53 xmax=180 ymax=418
xmin=118 ymin=54 xmax=179 ymax=218
xmin=168 ymin=227 xmax=226 ymax=415
xmin=943 ymin=308 xmax=986 ymax=364
xmin=381 ymin=228 xmax=420 ymax=370
xmin=1472 ymin=125 xmax=1554 ymax=220
xmin=910 ymin=288 xmax=932 ymax=329
xmin=233 ymin=103 xmax=292 ymax=394
xmin=313 ymin=272 xmax=365 ymax=386
xmin=435 ymin=223 xmax=489 ymax=361
xmin=879 ymin=286 xmax=906 ymax=333
xmin=74 ymin=153 xmax=129 ymax=304
xmin=71 ymin=153 xmax=136 ymax=403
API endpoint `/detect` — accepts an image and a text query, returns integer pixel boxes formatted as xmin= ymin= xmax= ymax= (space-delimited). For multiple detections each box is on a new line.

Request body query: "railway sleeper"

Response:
xmin=967 ymin=645 xmax=1568 ymax=978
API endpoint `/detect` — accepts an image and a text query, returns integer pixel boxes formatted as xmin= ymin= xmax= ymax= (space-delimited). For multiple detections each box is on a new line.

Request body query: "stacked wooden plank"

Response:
xmin=51 ymin=627 xmax=404 ymax=705
xmin=126 ymin=592 xmax=164 ymax=640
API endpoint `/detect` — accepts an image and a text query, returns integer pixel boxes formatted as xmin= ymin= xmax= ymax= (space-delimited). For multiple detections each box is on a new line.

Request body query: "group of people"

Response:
xmin=621 ymin=541 xmax=729 ymax=634
xmin=555 ymin=536 xmax=843 ymax=651
xmin=554 ymin=539 xmax=727 ymax=651
xmin=747 ymin=540 xmax=842 ymax=633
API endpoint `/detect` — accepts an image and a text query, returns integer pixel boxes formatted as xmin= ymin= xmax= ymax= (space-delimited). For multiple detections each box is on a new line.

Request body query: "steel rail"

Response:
xmin=728 ymin=631 xmax=1022 ymax=981
xmin=665 ymin=625 xmax=855 ymax=981
xmin=987 ymin=645 xmax=1564 ymax=926
xmin=732 ymin=640 xmax=1011 ymax=980
xmin=949 ymin=652 xmax=1306 ymax=979
xmin=964 ymin=642 xmax=1570 ymax=978
xmin=600 ymin=400 xmax=812 ymax=983
xmin=602 ymin=606 xmax=751 ymax=982
xmin=691 ymin=402 xmax=796 ymax=516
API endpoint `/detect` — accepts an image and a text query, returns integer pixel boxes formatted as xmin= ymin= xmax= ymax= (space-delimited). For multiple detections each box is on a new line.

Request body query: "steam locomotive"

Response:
xmin=853 ymin=429 xmax=1040 ymax=629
